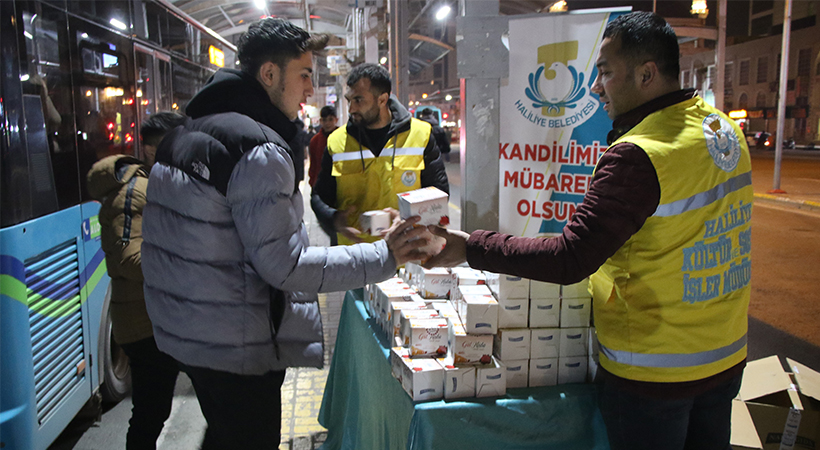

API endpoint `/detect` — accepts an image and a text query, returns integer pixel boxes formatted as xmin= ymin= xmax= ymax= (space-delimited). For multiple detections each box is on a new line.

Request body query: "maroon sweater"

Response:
xmin=466 ymin=89 xmax=744 ymax=398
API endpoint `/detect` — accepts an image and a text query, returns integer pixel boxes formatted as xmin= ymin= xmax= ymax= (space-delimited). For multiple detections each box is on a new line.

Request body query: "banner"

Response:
xmin=499 ymin=10 xmax=628 ymax=236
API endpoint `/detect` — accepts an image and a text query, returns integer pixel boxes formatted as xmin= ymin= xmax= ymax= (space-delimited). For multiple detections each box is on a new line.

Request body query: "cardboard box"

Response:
xmin=461 ymin=295 xmax=498 ymax=335
xmin=387 ymin=301 xmax=430 ymax=339
xmin=560 ymin=297 xmax=591 ymax=328
xmin=475 ymin=356 xmax=506 ymax=398
xmin=391 ymin=346 xmax=412 ymax=382
xmin=731 ymin=356 xmax=820 ymax=450
xmin=360 ymin=210 xmax=391 ymax=236
xmin=558 ymin=356 xmax=588 ymax=384
xmin=530 ymin=280 xmax=560 ymax=299
xmin=559 ymin=327 xmax=589 ymax=357
xmin=451 ymin=267 xmax=487 ymax=285
xmin=418 ymin=268 xmax=457 ymax=299
xmin=448 ymin=324 xmax=493 ymax=365
xmin=502 ymin=359 xmax=529 ymax=389
xmin=403 ymin=318 xmax=449 ymax=357
xmin=400 ymin=357 xmax=445 ymax=401
xmin=493 ymin=328 xmax=531 ymax=361
xmin=530 ymin=328 xmax=560 ymax=359
xmin=529 ymin=298 xmax=560 ymax=328
xmin=397 ymin=186 xmax=449 ymax=227
xmin=561 ymin=278 xmax=590 ymax=298
xmin=497 ymin=298 xmax=529 ymax=328
xmin=438 ymin=358 xmax=477 ymax=400
xmin=529 ymin=358 xmax=558 ymax=387
xmin=491 ymin=274 xmax=530 ymax=301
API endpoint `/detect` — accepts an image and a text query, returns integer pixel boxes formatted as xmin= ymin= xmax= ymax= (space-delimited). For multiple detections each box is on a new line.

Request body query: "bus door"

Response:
xmin=134 ymin=43 xmax=172 ymax=159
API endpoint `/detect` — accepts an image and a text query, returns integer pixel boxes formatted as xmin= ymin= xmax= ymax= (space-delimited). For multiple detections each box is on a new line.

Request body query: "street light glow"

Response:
xmin=445 ymin=94 xmax=452 ymax=101
xmin=435 ymin=5 xmax=451 ymax=21
xmin=254 ymin=0 xmax=266 ymax=10
xmin=380 ymin=56 xmax=387 ymax=64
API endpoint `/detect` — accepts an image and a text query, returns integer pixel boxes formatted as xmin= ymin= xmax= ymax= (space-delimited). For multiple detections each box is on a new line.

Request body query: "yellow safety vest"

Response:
xmin=590 ymin=96 xmax=753 ymax=383
xmin=327 ymin=118 xmax=431 ymax=245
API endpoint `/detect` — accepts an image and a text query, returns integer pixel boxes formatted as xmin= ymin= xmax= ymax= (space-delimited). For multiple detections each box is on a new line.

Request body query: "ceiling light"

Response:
xmin=435 ymin=5 xmax=451 ymax=21
xmin=254 ymin=0 xmax=266 ymax=10
xmin=109 ymin=18 xmax=127 ymax=30
xmin=380 ymin=56 xmax=387 ymax=65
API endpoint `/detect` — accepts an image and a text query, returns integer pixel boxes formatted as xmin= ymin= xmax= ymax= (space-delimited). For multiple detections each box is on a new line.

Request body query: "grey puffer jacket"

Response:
xmin=142 ymin=70 xmax=398 ymax=375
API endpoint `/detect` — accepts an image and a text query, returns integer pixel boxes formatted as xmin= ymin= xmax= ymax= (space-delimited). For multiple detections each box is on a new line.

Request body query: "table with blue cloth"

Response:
xmin=317 ymin=288 xmax=611 ymax=450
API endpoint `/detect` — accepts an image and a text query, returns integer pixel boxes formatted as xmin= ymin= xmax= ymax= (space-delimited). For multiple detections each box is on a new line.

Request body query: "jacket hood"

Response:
xmin=86 ymin=155 xmax=146 ymax=201
xmin=185 ymin=68 xmax=297 ymax=143
xmin=345 ymin=94 xmax=412 ymax=144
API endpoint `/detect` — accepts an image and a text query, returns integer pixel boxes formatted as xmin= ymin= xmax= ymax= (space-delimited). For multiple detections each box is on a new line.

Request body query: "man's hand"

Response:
xmin=333 ymin=206 xmax=363 ymax=243
xmin=384 ymin=216 xmax=436 ymax=266
xmin=422 ymin=226 xmax=469 ymax=268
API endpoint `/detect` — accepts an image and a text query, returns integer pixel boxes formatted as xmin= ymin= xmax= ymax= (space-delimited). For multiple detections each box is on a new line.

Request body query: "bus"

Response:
xmin=0 ymin=1 xmax=235 ymax=448
xmin=413 ymin=105 xmax=443 ymax=124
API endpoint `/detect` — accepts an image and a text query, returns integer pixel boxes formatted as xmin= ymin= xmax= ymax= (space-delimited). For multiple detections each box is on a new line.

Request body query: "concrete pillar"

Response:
xmin=456 ymin=0 xmax=505 ymax=232
xmin=388 ymin=0 xmax=409 ymax=105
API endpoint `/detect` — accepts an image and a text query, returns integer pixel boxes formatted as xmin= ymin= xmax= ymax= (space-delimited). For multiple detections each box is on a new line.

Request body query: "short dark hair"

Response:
xmin=603 ymin=11 xmax=680 ymax=81
xmin=320 ymin=106 xmax=337 ymax=118
xmin=237 ymin=18 xmax=329 ymax=76
xmin=346 ymin=63 xmax=392 ymax=96
xmin=420 ymin=108 xmax=433 ymax=116
xmin=141 ymin=112 xmax=186 ymax=147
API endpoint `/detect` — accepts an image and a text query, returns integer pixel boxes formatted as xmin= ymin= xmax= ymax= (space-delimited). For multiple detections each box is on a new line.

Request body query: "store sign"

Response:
xmin=499 ymin=10 xmax=628 ymax=236
xmin=209 ymin=45 xmax=224 ymax=67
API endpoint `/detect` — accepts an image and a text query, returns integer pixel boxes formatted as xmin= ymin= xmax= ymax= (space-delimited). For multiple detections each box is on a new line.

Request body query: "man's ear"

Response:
xmin=378 ymin=91 xmax=389 ymax=107
xmin=637 ymin=61 xmax=658 ymax=88
xmin=257 ymin=61 xmax=281 ymax=88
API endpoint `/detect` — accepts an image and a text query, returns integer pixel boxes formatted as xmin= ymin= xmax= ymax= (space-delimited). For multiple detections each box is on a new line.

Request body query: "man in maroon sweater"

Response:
xmin=426 ymin=12 xmax=749 ymax=450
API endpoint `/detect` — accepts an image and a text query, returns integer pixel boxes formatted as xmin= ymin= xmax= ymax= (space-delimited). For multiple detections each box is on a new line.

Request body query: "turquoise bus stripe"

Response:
xmin=652 ymin=171 xmax=752 ymax=217
xmin=600 ymin=334 xmax=746 ymax=368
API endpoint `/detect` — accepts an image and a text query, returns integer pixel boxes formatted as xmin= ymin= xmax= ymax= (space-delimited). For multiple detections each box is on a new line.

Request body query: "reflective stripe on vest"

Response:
xmin=600 ymin=334 xmax=747 ymax=368
xmin=332 ymin=150 xmax=376 ymax=162
xmin=653 ymin=171 xmax=752 ymax=217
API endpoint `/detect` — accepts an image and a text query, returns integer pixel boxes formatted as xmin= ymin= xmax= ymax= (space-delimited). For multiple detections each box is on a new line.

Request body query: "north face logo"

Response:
xmin=192 ymin=160 xmax=210 ymax=180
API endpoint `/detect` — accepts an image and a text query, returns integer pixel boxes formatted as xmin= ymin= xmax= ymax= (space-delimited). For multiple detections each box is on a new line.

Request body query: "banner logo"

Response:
xmin=515 ymin=41 xmax=597 ymax=129
xmin=702 ymin=114 xmax=741 ymax=172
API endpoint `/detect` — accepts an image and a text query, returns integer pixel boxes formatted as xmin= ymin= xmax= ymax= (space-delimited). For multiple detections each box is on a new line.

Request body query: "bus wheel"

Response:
xmin=100 ymin=300 xmax=131 ymax=403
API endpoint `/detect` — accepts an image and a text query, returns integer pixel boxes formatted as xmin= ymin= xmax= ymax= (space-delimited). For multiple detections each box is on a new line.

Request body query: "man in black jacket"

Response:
xmin=311 ymin=63 xmax=449 ymax=245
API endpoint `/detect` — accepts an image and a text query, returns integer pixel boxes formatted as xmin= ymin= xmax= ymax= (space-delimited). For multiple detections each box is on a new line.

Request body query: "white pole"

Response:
xmin=714 ymin=0 xmax=726 ymax=111
xmin=772 ymin=0 xmax=791 ymax=192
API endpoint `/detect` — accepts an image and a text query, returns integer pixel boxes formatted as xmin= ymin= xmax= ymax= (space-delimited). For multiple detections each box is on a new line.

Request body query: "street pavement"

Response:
xmin=51 ymin=145 xmax=819 ymax=450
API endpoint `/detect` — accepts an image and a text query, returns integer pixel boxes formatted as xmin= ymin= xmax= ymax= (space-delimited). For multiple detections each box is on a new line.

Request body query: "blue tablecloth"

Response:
xmin=318 ymin=289 xmax=611 ymax=450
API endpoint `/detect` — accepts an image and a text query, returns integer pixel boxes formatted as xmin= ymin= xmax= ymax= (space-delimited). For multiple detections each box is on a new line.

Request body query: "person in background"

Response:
xmin=424 ymin=12 xmax=751 ymax=450
xmin=141 ymin=19 xmax=433 ymax=449
xmin=86 ymin=112 xmax=186 ymax=450
xmin=311 ymin=63 xmax=449 ymax=245
xmin=419 ymin=107 xmax=451 ymax=162
xmin=308 ymin=106 xmax=338 ymax=188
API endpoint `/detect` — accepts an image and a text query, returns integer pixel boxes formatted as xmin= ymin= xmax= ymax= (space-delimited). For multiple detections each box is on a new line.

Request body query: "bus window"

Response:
xmin=70 ymin=16 xmax=137 ymax=202
xmin=171 ymin=57 xmax=211 ymax=113
xmin=4 ymin=1 xmax=81 ymax=226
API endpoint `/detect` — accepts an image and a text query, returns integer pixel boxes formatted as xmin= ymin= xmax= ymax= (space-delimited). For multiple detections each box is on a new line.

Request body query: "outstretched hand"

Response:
xmin=384 ymin=216 xmax=437 ymax=266
xmin=333 ymin=206 xmax=363 ymax=243
xmin=422 ymin=226 xmax=469 ymax=268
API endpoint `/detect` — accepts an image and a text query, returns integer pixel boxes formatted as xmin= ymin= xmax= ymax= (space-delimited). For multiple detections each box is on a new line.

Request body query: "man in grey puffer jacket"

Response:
xmin=141 ymin=18 xmax=431 ymax=450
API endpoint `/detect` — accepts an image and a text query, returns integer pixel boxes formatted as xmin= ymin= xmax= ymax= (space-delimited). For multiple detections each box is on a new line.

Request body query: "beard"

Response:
xmin=351 ymin=105 xmax=381 ymax=127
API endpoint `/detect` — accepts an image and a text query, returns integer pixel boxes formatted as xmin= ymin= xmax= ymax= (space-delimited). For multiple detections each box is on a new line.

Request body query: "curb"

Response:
xmin=754 ymin=193 xmax=820 ymax=211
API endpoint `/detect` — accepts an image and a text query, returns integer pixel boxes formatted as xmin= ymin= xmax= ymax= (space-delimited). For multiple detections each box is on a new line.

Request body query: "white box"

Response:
xmin=475 ymin=356 xmax=506 ymax=398
xmin=560 ymin=297 xmax=591 ymax=328
xmin=452 ymin=284 xmax=493 ymax=306
xmin=530 ymin=280 xmax=560 ymax=299
xmin=399 ymin=309 xmax=441 ymax=343
xmin=497 ymin=275 xmax=530 ymax=300
xmin=448 ymin=325 xmax=493 ymax=365
xmin=493 ymin=328 xmax=531 ymax=361
xmin=561 ymin=278 xmax=590 ymax=298
xmin=558 ymin=356 xmax=588 ymax=384
xmin=529 ymin=358 xmax=559 ymax=387
xmin=438 ymin=358 xmax=476 ymax=400
xmin=502 ymin=359 xmax=529 ymax=389
xmin=497 ymin=298 xmax=529 ymax=328
xmin=588 ymin=353 xmax=599 ymax=383
xmin=404 ymin=262 xmax=424 ymax=288
xmin=419 ymin=268 xmax=457 ymax=299
xmin=461 ymin=295 xmax=498 ymax=335
xmin=400 ymin=357 xmax=445 ymax=401
xmin=530 ymin=328 xmax=560 ymax=359
xmin=559 ymin=327 xmax=589 ymax=357
xmin=391 ymin=346 xmax=412 ymax=382
xmin=397 ymin=186 xmax=449 ymax=227
xmin=451 ymin=267 xmax=487 ymax=285
xmin=403 ymin=317 xmax=449 ymax=357
xmin=388 ymin=301 xmax=429 ymax=339
xmin=359 ymin=210 xmax=391 ymax=236
xmin=529 ymin=298 xmax=560 ymax=328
